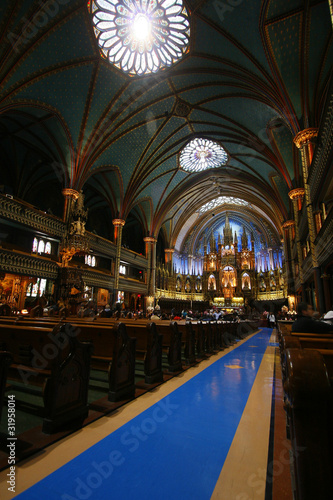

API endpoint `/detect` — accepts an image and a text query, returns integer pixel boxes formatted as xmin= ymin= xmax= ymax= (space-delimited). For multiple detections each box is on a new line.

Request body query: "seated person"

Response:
xmin=292 ymin=302 xmax=333 ymax=333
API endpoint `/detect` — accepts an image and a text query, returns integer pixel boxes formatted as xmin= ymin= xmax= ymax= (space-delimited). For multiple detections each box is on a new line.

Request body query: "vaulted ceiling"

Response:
xmin=0 ymin=0 xmax=332 ymax=250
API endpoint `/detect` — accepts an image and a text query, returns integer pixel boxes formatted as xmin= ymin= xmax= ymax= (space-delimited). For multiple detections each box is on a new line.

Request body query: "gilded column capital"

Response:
xmin=288 ymin=188 xmax=305 ymax=200
xmin=293 ymin=128 xmax=318 ymax=149
xmin=112 ymin=219 xmax=126 ymax=227
xmin=143 ymin=236 xmax=157 ymax=243
xmin=282 ymin=220 xmax=295 ymax=229
xmin=62 ymin=188 xmax=79 ymax=200
xmin=165 ymin=248 xmax=175 ymax=253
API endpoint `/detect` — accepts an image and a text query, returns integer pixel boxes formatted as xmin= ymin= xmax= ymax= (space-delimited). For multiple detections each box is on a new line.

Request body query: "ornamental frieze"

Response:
xmin=0 ymin=195 xmax=64 ymax=237
xmin=0 ymin=249 xmax=58 ymax=279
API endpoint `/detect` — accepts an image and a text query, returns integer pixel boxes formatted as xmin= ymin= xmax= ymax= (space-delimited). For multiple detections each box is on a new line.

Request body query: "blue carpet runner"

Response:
xmin=16 ymin=329 xmax=272 ymax=500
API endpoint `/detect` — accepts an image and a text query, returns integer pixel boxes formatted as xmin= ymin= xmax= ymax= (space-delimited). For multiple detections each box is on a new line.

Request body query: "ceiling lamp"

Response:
xmin=179 ymin=138 xmax=228 ymax=173
xmin=89 ymin=0 xmax=190 ymax=76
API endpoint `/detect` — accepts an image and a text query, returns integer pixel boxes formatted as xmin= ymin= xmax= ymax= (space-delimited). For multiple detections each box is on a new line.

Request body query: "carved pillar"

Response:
xmin=289 ymin=188 xmax=305 ymax=299
xmin=282 ymin=220 xmax=295 ymax=291
xmin=267 ymin=247 xmax=274 ymax=270
xmin=187 ymin=254 xmax=193 ymax=275
xmin=62 ymin=188 xmax=79 ymax=223
xmin=165 ymin=248 xmax=174 ymax=275
xmin=112 ymin=219 xmax=125 ymax=299
xmin=294 ymin=128 xmax=325 ymax=313
xmin=144 ymin=237 xmax=157 ymax=297
xmin=314 ymin=211 xmax=323 ymax=235
xmin=329 ymin=0 xmax=333 ymax=26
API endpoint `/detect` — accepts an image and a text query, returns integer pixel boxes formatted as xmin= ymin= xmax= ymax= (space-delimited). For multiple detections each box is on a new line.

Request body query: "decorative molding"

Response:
xmin=82 ymin=269 xmax=114 ymax=289
xmin=282 ymin=220 xmax=295 ymax=229
xmin=315 ymin=209 xmax=333 ymax=268
xmin=0 ymin=249 xmax=59 ymax=279
xmin=62 ymin=189 xmax=79 ymax=200
xmin=309 ymin=89 xmax=333 ymax=198
xmin=112 ymin=219 xmax=126 ymax=227
xmin=293 ymin=128 xmax=318 ymax=149
xmin=143 ymin=237 xmax=157 ymax=243
xmin=288 ymin=188 xmax=305 ymax=200
xmin=0 ymin=195 xmax=64 ymax=237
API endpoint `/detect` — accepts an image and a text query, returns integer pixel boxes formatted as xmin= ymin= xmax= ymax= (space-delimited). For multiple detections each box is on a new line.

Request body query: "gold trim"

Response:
xmin=165 ymin=248 xmax=175 ymax=253
xmin=288 ymin=188 xmax=305 ymax=200
xmin=62 ymin=188 xmax=79 ymax=200
xmin=112 ymin=219 xmax=126 ymax=227
xmin=143 ymin=236 xmax=157 ymax=243
xmin=293 ymin=128 xmax=318 ymax=149
xmin=282 ymin=220 xmax=295 ymax=229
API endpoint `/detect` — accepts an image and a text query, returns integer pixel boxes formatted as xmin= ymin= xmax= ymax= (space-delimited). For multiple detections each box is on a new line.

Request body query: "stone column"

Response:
xmin=188 ymin=254 xmax=193 ymax=275
xmin=267 ymin=247 xmax=273 ymax=270
xmin=289 ymin=188 xmax=305 ymax=299
xmin=329 ymin=0 xmax=333 ymax=26
xmin=165 ymin=248 xmax=174 ymax=275
xmin=294 ymin=128 xmax=325 ymax=313
xmin=144 ymin=237 xmax=157 ymax=298
xmin=112 ymin=219 xmax=125 ymax=301
xmin=282 ymin=220 xmax=295 ymax=292
xmin=62 ymin=188 xmax=79 ymax=223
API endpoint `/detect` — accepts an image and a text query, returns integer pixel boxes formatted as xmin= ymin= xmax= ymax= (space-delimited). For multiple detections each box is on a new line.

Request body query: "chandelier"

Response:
xmin=179 ymin=138 xmax=228 ymax=173
xmin=89 ymin=0 xmax=190 ymax=76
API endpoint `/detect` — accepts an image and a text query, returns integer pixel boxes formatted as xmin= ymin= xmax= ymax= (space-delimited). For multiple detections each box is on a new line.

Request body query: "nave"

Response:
xmin=1 ymin=328 xmax=291 ymax=500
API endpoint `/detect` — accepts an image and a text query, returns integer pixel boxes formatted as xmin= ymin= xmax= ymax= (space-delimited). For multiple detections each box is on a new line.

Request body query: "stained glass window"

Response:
xmin=32 ymin=238 xmax=38 ymax=252
xmin=39 ymin=279 xmax=47 ymax=295
xmin=85 ymin=254 xmax=96 ymax=267
xmin=198 ymin=196 xmax=249 ymax=213
xmin=38 ymin=240 xmax=45 ymax=253
xmin=45 ymin=242 xmax=51 ymax=254
xmin=89 ymin=0 xmax=190 ymax=76
xmin=179 ymin=138 xmax=228 ymax=173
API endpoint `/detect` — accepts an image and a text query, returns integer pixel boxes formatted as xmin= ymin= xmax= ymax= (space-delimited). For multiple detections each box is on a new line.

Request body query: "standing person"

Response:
xmin=268 ymin=312 xmax=275 ymax=328
xmin=292 ymin=302 xmax=333 ymax=333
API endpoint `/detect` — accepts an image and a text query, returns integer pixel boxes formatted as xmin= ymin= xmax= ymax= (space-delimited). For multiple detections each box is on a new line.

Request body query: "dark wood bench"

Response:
xmin=0 ymin=304 xmax=11 ymax=316
xmin=0 ymin=323 xmax=92 ymax=433
xmin=57 ymin=322 xmax=137 ymax=402
xmin=175 ymin=322 xmax=196 ymax=365
xmin=283 ymin=348 xmax=333 ymax=500
xmin=153 ymin=321 xmax=182 ymax=372
xmin=278 ymin=330 xmax=333 ymax=363
xmin=0 ymin=318 xmax=165 ymax=386
xmin=73 ymin=321 xmax=162 ymax=388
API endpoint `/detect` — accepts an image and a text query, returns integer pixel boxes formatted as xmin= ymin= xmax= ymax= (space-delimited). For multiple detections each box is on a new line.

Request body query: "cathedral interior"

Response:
xmin=0 ymin=0 xmax=332 ymax=315
xmin=0 ymin=2 xmax=333 ymax=500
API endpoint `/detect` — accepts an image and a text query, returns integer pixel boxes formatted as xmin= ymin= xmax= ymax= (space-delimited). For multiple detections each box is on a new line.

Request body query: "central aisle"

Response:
xmin=14 ymin=329 xmax=274 ymax=500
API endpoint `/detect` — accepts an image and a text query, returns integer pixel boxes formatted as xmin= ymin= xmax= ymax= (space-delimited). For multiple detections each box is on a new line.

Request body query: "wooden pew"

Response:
xmin=0 ymin=317 xmax=173 ymax=379
xmin=57 ymin=322 xmax=137 ymax=402
xmin=283 ymin=348 xmax=333 ymax=500
xmin=0 ymin=304 xmax=11 ymax=316
xmin=0 ymin=323 xmax=92 ymax=433
xmin=278 ymin=330 xmax=333 ymax=362
xmin=175 ymin=322 xmax=196 ymax=365
xmin=153 ymin=321 xmax=182 ymax=372
xmin=0 ymin=351 xmax=12 ymax=421
xmin=190 ymin=321 xmax=206 ymax=359
xmin=277 ymin=320 xmax=294 ymax=336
